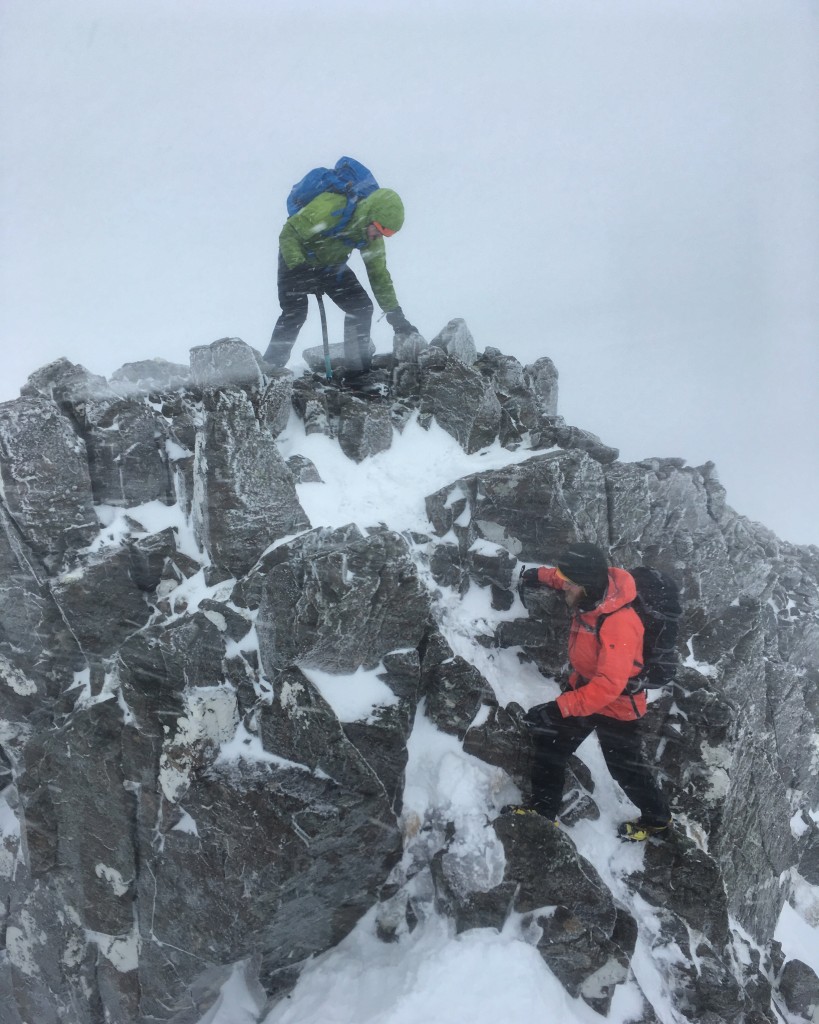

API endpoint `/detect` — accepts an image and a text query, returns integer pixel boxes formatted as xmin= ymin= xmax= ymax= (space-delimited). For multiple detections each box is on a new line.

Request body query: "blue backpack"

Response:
xmin=286 ymin=157 xmax=380 ymax=237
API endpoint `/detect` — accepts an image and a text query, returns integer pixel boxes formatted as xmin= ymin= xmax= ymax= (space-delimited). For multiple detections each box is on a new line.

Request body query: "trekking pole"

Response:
xmin=316 ymin=291 xmax=332 ymax=381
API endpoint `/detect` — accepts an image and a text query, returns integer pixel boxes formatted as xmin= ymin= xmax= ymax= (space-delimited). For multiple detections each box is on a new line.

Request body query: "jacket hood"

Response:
xmin=593 ymin=567 xmax=637 ymax=616
xmin=353 ymin=188 xmax=405 ymax=234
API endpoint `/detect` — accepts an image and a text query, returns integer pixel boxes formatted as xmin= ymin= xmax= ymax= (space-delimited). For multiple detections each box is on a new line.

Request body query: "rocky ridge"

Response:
xmin=0 ymin=320 xmax=818 ymax=1023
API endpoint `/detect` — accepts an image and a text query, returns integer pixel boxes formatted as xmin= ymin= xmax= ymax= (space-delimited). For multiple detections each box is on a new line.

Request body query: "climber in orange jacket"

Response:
xmin=509 ymin=542 xmax=671 ymax=841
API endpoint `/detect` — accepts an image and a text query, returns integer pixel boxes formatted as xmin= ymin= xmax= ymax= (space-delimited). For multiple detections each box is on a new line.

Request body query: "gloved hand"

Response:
xmin=524 ymin=701 xmax=564 ymax=730
xmin=520 ymin=567 xmax=541 ymax=586
xmin=386 ymin=307 xmax=418 ymax=335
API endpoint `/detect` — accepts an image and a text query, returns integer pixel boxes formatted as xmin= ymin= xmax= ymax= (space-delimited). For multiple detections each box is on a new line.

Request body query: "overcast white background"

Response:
xmin=1 ymin=0 xmax=817 ymax=545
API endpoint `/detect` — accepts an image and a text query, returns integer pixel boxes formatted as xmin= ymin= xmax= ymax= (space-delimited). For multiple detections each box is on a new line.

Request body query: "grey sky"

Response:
xmin=2 ymin=0 xmax=818 ymax=544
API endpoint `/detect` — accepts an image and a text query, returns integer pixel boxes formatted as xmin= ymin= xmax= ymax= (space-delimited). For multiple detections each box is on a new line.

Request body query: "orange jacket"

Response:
xmin=535 ymin=566 xmax=645 ymax=721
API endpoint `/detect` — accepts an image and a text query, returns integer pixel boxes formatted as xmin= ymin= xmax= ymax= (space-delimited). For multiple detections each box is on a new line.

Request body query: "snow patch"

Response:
xmin=95 ymin=863 xmax=131 ymax=897
xmin=0 ymin=790 xmax=21 ymax=879
xmin=300 ymin=664 xmax=399 ymax=724
xmin=195 ymin=960 xmax=264 ymax=1024
xmin=278 ymin=411 xmax=540 ymax=534
xmin=159 ymin=686 xmax=239 ymax=802
xmin=86 ymin=921 xmax=141 ymax=972
xmin=261 ymin=909 xmax=610 ymax=1024
xmin=790 ymin=811 xmax=810 ymax=839
xmin=0 ymin=653 xmax=37 ymax=696
xmin=683 ymin=638 xmax=718 ymax=677
xmin=775 ymin=897 xmax=819 ymax=977
xmin=216 ymin=722 xmax=313 ymax=775
xmin=699 ymin=741 xmax=733 ymax=802
xmin=6 ymin=910 xmax=49 ymax=977
xmin=172 ymin=810 xmax=199 ymax=836
xmin=90 ymin=498 xmax=203 ymax=561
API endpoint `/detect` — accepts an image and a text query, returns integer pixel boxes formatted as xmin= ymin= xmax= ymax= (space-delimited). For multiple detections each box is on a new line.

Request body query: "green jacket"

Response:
xmin=279 ymin=188 xmax=405 ymax=312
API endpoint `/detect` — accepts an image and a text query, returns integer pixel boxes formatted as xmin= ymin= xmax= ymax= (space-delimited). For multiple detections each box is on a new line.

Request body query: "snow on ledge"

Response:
xmin=300 ymin=663 xmax=399 ymax=724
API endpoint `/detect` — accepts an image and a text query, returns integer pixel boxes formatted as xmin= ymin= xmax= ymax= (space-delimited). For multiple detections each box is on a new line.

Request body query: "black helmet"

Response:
xmin=557 ymin=543 xmax=609 ymax=599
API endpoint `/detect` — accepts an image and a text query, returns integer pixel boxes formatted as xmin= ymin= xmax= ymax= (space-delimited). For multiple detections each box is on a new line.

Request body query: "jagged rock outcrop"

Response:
xmin=192 ymin=383 xmax=307 ymax=576
xmin=1 ymin=328 xmax=818 ymax=1024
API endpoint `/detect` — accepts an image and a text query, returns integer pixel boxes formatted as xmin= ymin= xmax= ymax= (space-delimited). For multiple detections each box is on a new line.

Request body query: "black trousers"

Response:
xmin=264 ymin=255 xmax=374 ymax=373
xmin=530 ymin=713 xmax=670 ymax=824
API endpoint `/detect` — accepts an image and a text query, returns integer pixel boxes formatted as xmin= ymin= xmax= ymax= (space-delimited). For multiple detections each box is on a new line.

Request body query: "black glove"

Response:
xmin=386 ymin=307 xmax=418 ymax=335
xmin=520 ymin=567 xmax=541 ymax=586
xmin=524 ymin=701 xmax=564 ymax=730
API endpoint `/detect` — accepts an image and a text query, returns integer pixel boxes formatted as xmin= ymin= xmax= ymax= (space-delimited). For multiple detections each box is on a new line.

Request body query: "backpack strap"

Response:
xmin=593 ymin=606 xmax=645 ymax=693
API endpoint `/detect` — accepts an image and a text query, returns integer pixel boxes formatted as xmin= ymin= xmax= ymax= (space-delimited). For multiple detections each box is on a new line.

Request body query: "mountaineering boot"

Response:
xmin=617 ymin=817 xmax=671 ymax=842
xmin=500 ymin=805 xmax=558 ymax=826
xmin=500 ymin=804 xmax=540 ymax=817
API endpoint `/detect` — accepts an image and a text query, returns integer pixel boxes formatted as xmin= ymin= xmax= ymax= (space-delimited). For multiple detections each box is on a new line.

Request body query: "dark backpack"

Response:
xmin=286 ymin=157 xmax=380 ymax=238
xmin=597 ymin=566 xmax=682 ymax=694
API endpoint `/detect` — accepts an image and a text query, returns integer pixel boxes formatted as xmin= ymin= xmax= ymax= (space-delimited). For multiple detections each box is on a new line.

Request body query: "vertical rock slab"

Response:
xmin=524 ymin=355 xmax=559 ymax=417
xmin=19 ymin=701 xmax=137 ymax=935
xmin=49 ymin=548 xmax=153 ymax=658
xmin=713 ymin=736 xmax=796 ymax=940
xmin=8 ymin=699 xmax=140 ymax=1024
xmin=611 ymin=459 xmax=739 ymax=617
xmin=418 ymin=350 xmax=502 ymax=454
xmin=0 ymin=398 xmax=97 ymax=571
xmin=0 ymin=504 xmax=83 ymax=690
xmin=193 ymin=388 xmax=309 ymax=576
xmin=474 ymin=347 xmax=543 ymax=448
xmin=623 ymin=833 xmax=758 ymax=1021
xmin=79 ymin=400 xmax=173 ymax=507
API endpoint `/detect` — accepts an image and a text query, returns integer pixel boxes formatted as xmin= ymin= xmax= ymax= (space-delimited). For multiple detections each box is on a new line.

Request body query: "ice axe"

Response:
xmin=316 ymin=291 xmax=332 ymax=381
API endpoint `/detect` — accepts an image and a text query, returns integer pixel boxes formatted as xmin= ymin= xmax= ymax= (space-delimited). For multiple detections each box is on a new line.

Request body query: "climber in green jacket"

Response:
xmin=264 ymin=188 xmax=418 ymax=377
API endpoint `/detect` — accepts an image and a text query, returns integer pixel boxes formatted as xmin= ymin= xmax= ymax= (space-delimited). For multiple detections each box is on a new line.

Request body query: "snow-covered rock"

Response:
xmin=0 ymin=326 xmax=817 ymax=1024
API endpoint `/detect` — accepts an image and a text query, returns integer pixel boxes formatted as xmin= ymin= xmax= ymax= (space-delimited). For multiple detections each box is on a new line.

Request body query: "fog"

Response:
xmin=2 ymin=0 xmax=817 ymax=543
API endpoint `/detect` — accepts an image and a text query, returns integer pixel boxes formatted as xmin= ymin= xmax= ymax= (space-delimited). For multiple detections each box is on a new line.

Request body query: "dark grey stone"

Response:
xmin=0 ymin=396 xmax=97 ymax=570
xmin=419 ymin=629 xmax=494 ymax=739
xmin=286 ymin=454 xmax=322 ymax=483
xmin=110 ymin=358 xmax=191 ymax=392
xmin=778 ymin=958 xmax=819 ymax=1020
xmin=192 ymin=387 xmax=309 ymax=576
xmin=128 ymin=527 xmax=178 ymax=592
xmin=429 ymin=318 xmax=477 ymax=365
xmin=255 ymin=525 xmax=428 ymax=675
xmin=417 ymin=352 xmax=502 ymax=454
xmin=49 ymin=547 xmax=153 ymax=658
xmin=425 ymin=449 xmax=608 ymax=564
xmin=336 ymin=393 xmax=393 ymax=462
xmin=190 ymin=337 xmax=265 ymax=388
